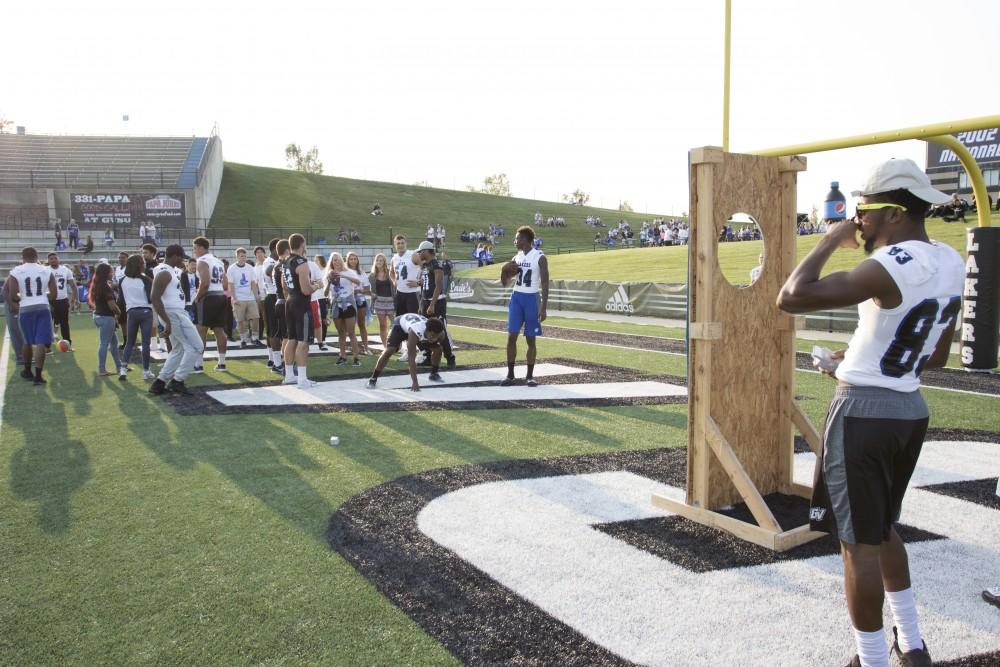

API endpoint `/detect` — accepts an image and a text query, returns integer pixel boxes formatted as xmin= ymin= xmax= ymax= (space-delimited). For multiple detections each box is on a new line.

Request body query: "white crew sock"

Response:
xmin=853 ymin=627 xmax=888 ymax=667
xmin=284 ymin=364 xmax=295 ymax=380
xmin=273 ymin=351 xmax=282 ymax=365
xmin=886 ymin=588 xmax=922 ymax=653
xmin=218 ymin=353 xmax=226 ymax=364
xmin=297 ymin=366 xmax=309 ymax=385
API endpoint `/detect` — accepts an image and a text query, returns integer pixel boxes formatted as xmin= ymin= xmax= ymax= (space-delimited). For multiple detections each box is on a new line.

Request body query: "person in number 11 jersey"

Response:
xmin=502 ymin=225 xmax=548 ymax=386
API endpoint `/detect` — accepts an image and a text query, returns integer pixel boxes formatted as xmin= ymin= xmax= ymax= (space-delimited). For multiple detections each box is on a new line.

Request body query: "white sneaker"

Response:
xmin=414 ymin=352 xmax=427 ymax=364
xmin=282 ymin=376 xmax=297 ymax=385
xmin=142 ymin=370 xmax=155 ymax=381
xmin=297 ymin=379 xmax=318 ymax=389
xmin=397 ymin=353 xmax=408 ymax=362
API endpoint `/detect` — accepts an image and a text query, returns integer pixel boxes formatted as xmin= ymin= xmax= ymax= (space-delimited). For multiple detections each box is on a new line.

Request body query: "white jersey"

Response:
xmin=835 ymin=240 xmax=965 ymax=393
xmin=261 ymin=256 xmax=278 ymax=296
xmin=198 ymin=252 xmax=225 ymax=293
xmin=153 ymin=263 xmax=186 ymax=311
xmin=391 ymin=250 xmax=422 ymax=293
xmin=511 ymin=248 xmax=545 ymax=294
xmin=114 ymin=265 xmax=127 ymax=284
xmin=227 ymin=262 xmax=257 ymax=302
xmin=50 ymin=265 xmax=74 ymax=300
xmin=10 ymin=263 xmax=53 ymax=308
xmin=398 ymin=313 xmax=430 ymax=339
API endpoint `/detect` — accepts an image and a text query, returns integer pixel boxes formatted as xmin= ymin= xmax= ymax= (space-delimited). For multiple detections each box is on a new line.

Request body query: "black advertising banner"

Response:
xmin=70 ymin=193 xmax=186 ymax=228
xmin=960 ymin=227 xmax=1000 ymax=370
xmin=926 ymin=128 xmax=1000 ymax=168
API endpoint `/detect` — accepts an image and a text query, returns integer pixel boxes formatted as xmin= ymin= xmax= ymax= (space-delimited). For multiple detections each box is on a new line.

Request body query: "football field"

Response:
xmin=1 ymin=312 xmax=998 ymax=665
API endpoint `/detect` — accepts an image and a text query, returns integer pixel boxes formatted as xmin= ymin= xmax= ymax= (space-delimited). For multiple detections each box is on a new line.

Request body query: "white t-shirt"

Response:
xmin=10 ymin=263 xmax=54 ymax=308
xmin=309 ymin=261 xmax=325 ymax=302
xmin=50 ymin=265 xmax=74 ymax=300
xmin=114 ymin=265 xmax=127 ymax=284
xmin=511 ymin=248 xmax=544 ymax=294
xmin=227 ymin=262 xmax=257 ymax=302
xmin=153 ymin=263 xmax=186 ymax=311
xmin=391 ymin=250 xmax=422 ymax=293
xmin=835 ymin=240 xmax=965 ymax=392
xmin=198 ymin=252 xmax=225 ymax=294
xmin=120 ymin=276 xmax=152 ymax=310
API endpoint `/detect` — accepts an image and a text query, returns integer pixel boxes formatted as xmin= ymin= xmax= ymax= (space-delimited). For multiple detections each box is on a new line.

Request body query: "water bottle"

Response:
xmin=824 ymin=181 xmax=847 ymax=221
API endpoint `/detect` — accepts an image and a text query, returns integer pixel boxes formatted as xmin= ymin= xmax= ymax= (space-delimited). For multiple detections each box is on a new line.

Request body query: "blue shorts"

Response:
xmin=507 ymin=291 xmax=542 ymax=337
xmin=19 ymin=308 xmax=54 ymax=346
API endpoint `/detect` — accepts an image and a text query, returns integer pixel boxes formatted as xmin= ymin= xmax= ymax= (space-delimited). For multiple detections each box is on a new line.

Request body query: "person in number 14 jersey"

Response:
xmin=502 ymin=225 xmax=549 ymax=387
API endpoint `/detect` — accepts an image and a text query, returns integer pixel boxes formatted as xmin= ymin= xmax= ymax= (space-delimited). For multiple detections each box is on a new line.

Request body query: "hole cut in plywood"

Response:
xmin=718 ymin=212 xmax=766 ymax=288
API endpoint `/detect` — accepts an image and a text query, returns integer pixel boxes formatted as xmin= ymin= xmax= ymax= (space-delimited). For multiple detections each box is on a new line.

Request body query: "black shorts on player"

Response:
xmin=196 ymin=294 xmax=229 ymax=329
xmin=394 ymin=291 xmax=420 ymax=316
xmin=263 ymin=294 xmax=279 ymax=339
xmin=284 ymin=298 xmax=313 ymax=342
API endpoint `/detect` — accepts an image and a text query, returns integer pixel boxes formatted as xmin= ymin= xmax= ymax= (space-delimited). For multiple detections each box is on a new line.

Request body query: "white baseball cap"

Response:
xmin=851 ymin=158 xmax=951 ymax=205
xmin=416 ymin=241 xmax=435 ymax=252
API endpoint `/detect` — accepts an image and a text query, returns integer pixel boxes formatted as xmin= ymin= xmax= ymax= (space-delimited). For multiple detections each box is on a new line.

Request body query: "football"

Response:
xmin=500 ymin=261 xmax=518 ymax=286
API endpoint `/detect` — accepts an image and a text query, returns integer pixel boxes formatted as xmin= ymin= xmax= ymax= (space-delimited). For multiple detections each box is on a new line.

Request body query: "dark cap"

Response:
xmin=164 ymin=244 xmax=189 ymax=260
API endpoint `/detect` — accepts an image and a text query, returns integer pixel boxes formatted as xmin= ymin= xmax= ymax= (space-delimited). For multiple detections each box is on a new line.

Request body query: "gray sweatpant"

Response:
xmin=158 ymin=309 xmax=204 ymax=383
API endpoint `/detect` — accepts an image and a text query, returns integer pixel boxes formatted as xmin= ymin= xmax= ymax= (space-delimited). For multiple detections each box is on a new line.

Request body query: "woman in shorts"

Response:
xmin=369 ymin=253 xmax=395 ymax=348
xmin=326 ymin=252 xmax=362 ymax=366
xmin=346 ymin=251 xmax=372 ymax=354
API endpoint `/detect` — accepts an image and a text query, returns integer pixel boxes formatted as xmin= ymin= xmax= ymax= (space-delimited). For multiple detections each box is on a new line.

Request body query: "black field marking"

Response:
xmin=170 ymin=359 xmax=688 ymax=416
xmin=594 ymin=494 xmax=944 ymax=574
xmin=449 ymin=315 xmax=1000 ymax=395
xmin=920 ymin=478 xmax=1000 ymax=511
xmin=326 ymin=438 xmax=1000 ymax=667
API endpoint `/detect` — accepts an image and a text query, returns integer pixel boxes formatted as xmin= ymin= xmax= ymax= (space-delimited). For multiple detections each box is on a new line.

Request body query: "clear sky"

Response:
xmin=4 ymin=0 xmax=998 ymax=215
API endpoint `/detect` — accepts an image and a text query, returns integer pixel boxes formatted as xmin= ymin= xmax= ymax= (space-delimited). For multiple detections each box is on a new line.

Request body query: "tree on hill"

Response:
xmin=563 ymin=189 xmax=590 ymax=206
xmin=467 ymin=173 xmax=511 ymax=196
xmin=618 ymin=200 xmax=634 ymax=212
xmin=0 ymin=116 xmax=13 ymax=134
xmin=285 ymin=143 xmax=324 ymax=174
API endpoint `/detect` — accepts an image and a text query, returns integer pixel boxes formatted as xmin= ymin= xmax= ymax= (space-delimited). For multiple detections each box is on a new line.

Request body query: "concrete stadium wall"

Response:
xmin=191 ymin=136 xmax=224 ymax=225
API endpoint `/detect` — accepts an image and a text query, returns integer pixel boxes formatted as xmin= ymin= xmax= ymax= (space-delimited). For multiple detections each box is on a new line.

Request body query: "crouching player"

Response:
xmin=367 ymin=314 xmax=445 ymax=391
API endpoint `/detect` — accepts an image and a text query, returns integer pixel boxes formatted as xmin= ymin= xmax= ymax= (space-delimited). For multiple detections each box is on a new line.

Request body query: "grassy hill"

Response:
xmin=209 ymin=162 xmax=671 ymax=248
xmin=461 ymin=215 xmax=984 ymax=283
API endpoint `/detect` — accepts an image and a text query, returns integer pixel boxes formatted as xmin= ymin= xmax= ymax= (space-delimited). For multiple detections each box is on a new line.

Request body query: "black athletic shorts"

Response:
xmin=394 ymin=291 xmax=420 ymax=316
xmin=284 ymin=298 xmax=313 ymax=342
xmin=263 ymin=294 xmax=278 ymax=339
xmin=195 ymin=293 xmax=228 ymax=329
xmin=275 ymin=299 xmax=287 ymax=341
xmin=421 ymin=298 xmax=447 ymax=318
xmin=332 ymin=304 xmax=357 ymax=320
xmin=810 ymin=384 xmax=929 ymax=546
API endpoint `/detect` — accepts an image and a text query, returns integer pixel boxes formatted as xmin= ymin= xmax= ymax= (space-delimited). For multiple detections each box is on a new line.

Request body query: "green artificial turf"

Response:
xmin=0 ymin=312 xmax=994 ymax=665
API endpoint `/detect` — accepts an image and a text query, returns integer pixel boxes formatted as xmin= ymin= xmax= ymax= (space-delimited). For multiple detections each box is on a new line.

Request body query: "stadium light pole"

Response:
xmin=722 ymin=0 xmax=732 ymax=152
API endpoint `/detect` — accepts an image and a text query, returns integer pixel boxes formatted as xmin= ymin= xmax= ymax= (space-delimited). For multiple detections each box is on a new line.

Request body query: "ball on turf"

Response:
xmin=500 ymin=261 xmax=518 ymax=287
xmin=57 ymin=339 xmax=70 ymax=352
xmin=329 ymin=436 xmax=340 ymax=446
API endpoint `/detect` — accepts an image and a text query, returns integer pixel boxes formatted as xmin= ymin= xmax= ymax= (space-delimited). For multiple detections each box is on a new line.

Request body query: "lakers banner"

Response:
xmin=961 ymin=227 xmax=1000 ymax=370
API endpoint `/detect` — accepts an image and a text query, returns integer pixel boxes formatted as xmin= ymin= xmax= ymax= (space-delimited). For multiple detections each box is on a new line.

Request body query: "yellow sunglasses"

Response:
xmin=855 ymin=202 xmax=907 ymax=219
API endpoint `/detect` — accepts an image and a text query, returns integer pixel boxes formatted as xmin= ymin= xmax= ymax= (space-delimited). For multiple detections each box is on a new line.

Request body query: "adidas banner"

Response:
xmin=961 ymin=227 xmax=1000 ymax=370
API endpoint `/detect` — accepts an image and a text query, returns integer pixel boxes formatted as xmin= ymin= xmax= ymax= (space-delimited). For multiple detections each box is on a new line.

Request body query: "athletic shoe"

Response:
xmin=336 ymin=357 xmax=348 ymax=366
xmin=418 ymin=357 xmax=433 ymax=367
xmin=253 ymin=340 xmax=266 ymax=348
xmin=415 ymin=352 xmax=427 ymax=364
xmin=983 ymin=587 xmax=1000 ymax=609
xmin=142 ymin=370 xmax=156 ymax=381
xmin=842 ymin=656 xmax=861 ymax=667
xmin=271 ymin=365 xmax=285 ymax=375
xmin=149 ymin=378 xmax=166 ymax=395
xmin=20 ymin=370 xmax=33 ymax=381
xmin=526 ymin=378 xmax=538 ymax=387
xmin=191 ymin=365 xmax=204 ymax=374
xmin=241 ymin=340 xmax=248 ymax=349
xmin=318 ymin=343 xmax=328 ymax=351
xmin=33 ymin=376 xmax=46 ymax=385
xmin=267 ymin=359 xmax=274 ymax=368
xmin=352 ymin=358 xmax=361 ymax=367
xmin=499 ymin=377 xmax=515 ymax=387
xmin=428 ymin=372 xmax=444 ymax=382
xmin=396 ymin=353 xmax=408 ymax=362
xmin=297 ymin=379 xmax=318 ymax=389
xmin=891 ymin=627 xmax=932 ymax=667
xmin=215 ymin=363 xmax=227 ymax=372
xmin=166 ymin=379 xmax=191 ymax=395
xmin=446 ymin=356 xmax=457 ymax=368
xmin=282 ymin=376 xmax=297 ymax=385
xmin=367 ymin=378 xmax=377 ymax=388
xmin=119 ymin=369 xmax=128 ymax=382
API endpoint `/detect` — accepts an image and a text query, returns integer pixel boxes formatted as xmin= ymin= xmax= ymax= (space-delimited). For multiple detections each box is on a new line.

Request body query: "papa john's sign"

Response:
xmin=70 ymin=193 xmax=186 ymax=228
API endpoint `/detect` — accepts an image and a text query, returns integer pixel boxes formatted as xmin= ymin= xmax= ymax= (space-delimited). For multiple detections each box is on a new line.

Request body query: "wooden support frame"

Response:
xmin=652 ymin=148 xmax=826 ymax=552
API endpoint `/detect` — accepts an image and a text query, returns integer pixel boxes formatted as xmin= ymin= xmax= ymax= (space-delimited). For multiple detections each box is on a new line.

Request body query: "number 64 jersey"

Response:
xmin=511 ymin=247 xmax=544 ymax=294
xmin=835 ymin=240 xmax=965 ymax=392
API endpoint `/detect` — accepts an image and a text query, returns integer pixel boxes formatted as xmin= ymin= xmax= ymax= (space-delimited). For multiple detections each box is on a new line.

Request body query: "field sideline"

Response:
xmin=1 ymin=313 xmax=997 ymax=665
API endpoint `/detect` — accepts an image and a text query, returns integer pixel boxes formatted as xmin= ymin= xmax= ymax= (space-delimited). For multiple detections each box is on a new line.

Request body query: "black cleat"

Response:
xmin=526 ymin=378 xmax=538 ymax=387
xmin=166 ymin=379 xmax=192 ymax=396
xmin=336 ymin=357 xmax=348 ymax=366
xmin=499 ymin=377 xmax=515 ymax=387
xmin=20 ymin=370 xmax=33 ymax=381
xmin=352 ymin=358 xmax=361 ymax=367
xmin=428 ymin=372 xmax=444 ymax=382
xmin=241 ymin=340 xmax=248 ymax=349
xmin=318 ymin=343 xmax=328 ymax=351
xmin=891 ymin=626 xmax=932 ymax=667
xmin=149 ymin=378 xmax=166 ymax=395
xmin=367 ymin=378 xmax=377 ymax=388
xmin=984 ymin=587 xmax=1000 ymax=609
xmin=267 ymin=359 xmax=274 ymax=368
xmin=33 ymin=376 xmax=46 ymax=386
xmin=446 ymin=356 xmax=457 ymax=368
